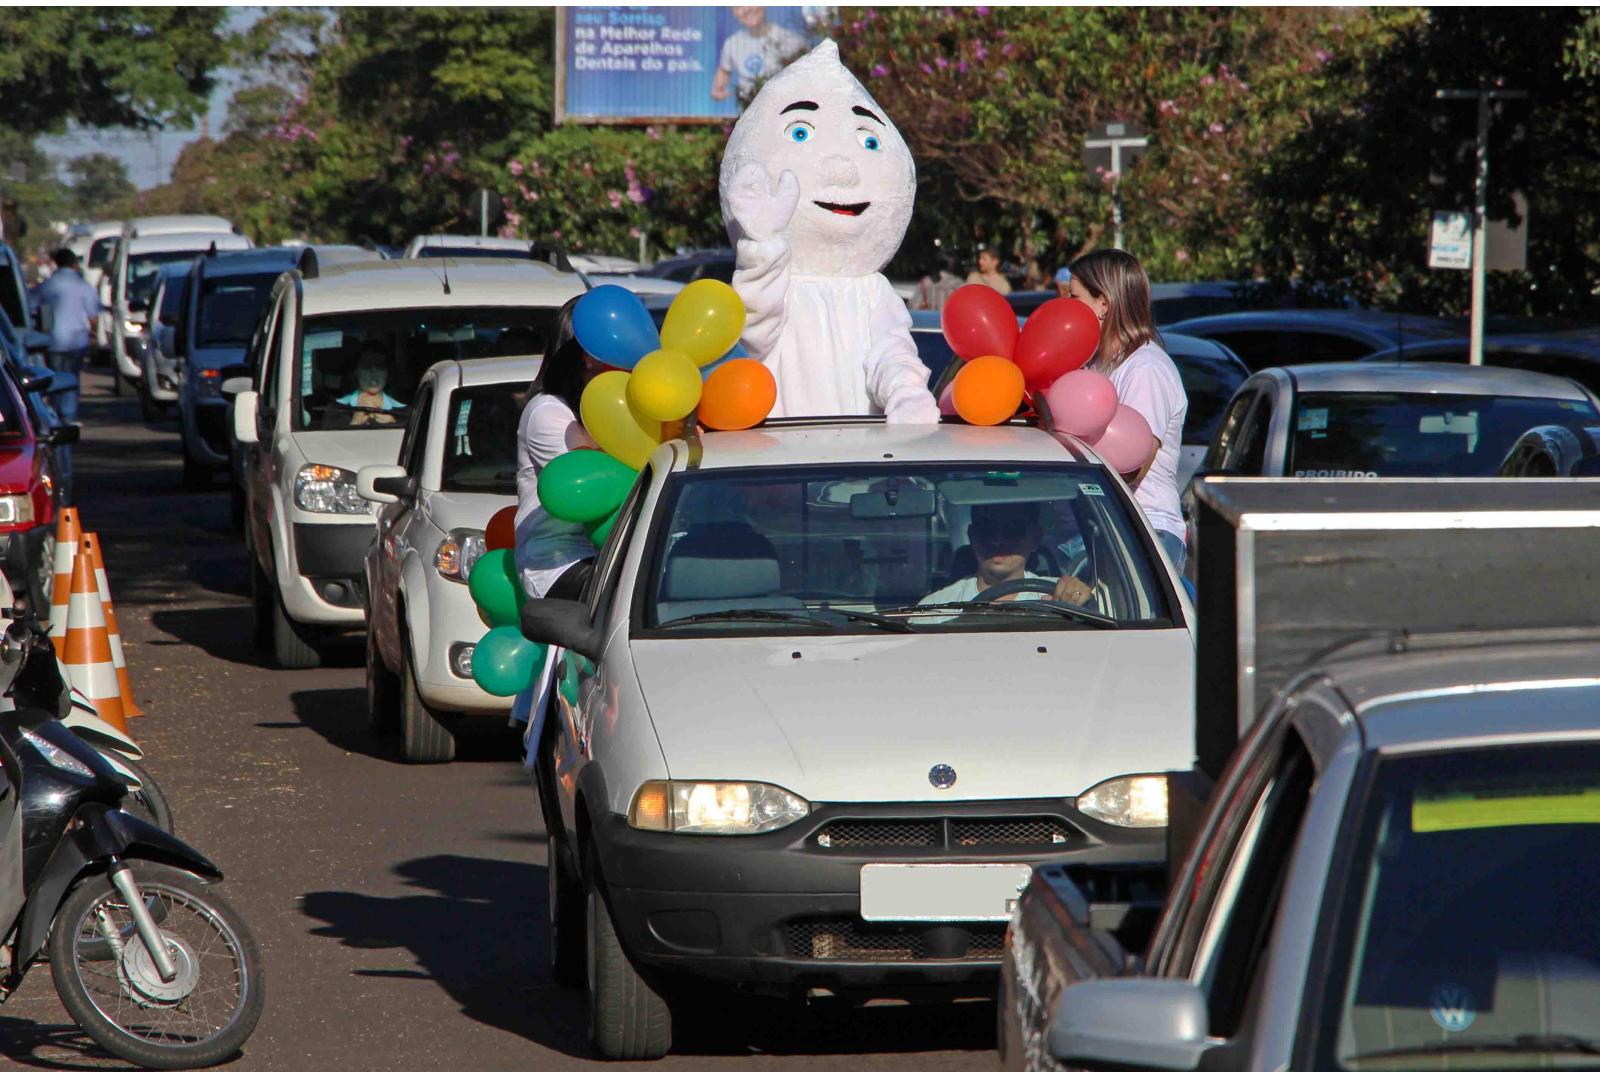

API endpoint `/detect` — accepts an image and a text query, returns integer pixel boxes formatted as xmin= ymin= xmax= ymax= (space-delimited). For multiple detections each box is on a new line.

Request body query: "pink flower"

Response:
xmin=1158 ymin=99 xmax=1179 ymax=116
xmin=442 ymin=151 xmax=460 ymax=165
xmin=935 ymin=56 xmax=948 ymax=69
xmin=509 ymin=161 xmax=524 ymax=176
xmin=958 ymin=61 xmax=969 ymax=73
xmin=504 ymin=210 xmax=523 ymax=228
xmin=1220 ymin=172 xmax=1231 ymax=183
xmin=1201 ymin=75 xmax=1214 ymax=87
xmin=1208 ymin=121 xmax=1225 ymax=134
xmin=646 ymin=125 xmax=662 ymax=140
xmin=531 ymin=160 xmax=543 ymax=177
xmin=518 ymin=184 xmax=534 ymax=200
xmin=606 ymin=189 xmax=624 ymax=209
xmin=1175 ymin=249 xmax=1190 ymax=263
xmin=553 ymin=230 xmax=562 ymax=240
xmin=919 ymin=62 xmax=933 ymax=75
xmin=974 ymin=44 xmax=986 ymax=61
xmin=629 ymin=227 xmax=641 ymax=239
xmin=1002 ymin=42 xmax=1017 ymax=58
xmin=871 ymin=63 xmax=888 ymax=77
xmin=1314 ymin=48 xmax=1331 ymax=63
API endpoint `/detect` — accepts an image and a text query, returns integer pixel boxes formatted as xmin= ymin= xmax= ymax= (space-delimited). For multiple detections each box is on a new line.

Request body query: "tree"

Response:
xmin=66 ymin=153 xmax=135 ymax=218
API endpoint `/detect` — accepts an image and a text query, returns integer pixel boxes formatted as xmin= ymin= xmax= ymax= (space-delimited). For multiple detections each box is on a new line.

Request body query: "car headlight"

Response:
xmin=0 ymin=492 xmax=35 ymax=527
xmin=629 ymin=780 xmax=810 ymax=834
xmin=1077 ymin=774 xmax=1169 ymax=828
xmin=21 ymin=728 xmax=95 ymax=779
xmin=434 ymin=528 xmax=487 ymax=583
xmin=294 ymin=463 xmax=372 ymax=515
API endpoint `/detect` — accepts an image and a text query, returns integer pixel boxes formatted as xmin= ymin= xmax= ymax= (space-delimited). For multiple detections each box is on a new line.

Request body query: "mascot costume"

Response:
xmin=720 ymin=40 xmax=940 ymax=423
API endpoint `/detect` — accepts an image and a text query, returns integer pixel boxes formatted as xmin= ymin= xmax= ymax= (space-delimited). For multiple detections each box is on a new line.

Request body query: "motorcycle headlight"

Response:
xmin=629 ymin=780 xmax=810 ymax=835
xmin=434 ymin=528 xmax=487 ymax=583
xmin=1077 ymin=774 xmax=1169 ymax=829
xmin=21 ymin=729 xmax=95 ymax=779
xmin=294 ymin=463 xmax=372 ymax=515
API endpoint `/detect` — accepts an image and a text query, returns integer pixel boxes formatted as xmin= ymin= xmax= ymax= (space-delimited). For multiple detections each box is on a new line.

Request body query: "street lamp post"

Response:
xmin=1434 ymin=87 xmax=1527 ymax=365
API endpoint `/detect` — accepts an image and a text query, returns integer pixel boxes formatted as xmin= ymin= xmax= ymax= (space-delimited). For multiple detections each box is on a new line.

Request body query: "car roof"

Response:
xmin=128 ymin=232 xmax=251 ymax=256
xmin=299 ymin=258 xmax=586 ymax=315
xmin=1259 ymin=361 xmax=1593 ymax=399
xmin=1167 ymin=309 xmax=1460 ymax=343
xmin=195 ymin=247 xmax=302 ymax=279
xmin=667 ymin=418 xmax=1099 ymax=471
xmin=124 ymin=214 xmax=236 ymax=238
xmin=447 ymin=354 xmax=542 ymax=389
xmin=1364 ymin=330 xmax=1600 ymax=364
xmin=1305 ymin=629 xmax=1600 ymax=752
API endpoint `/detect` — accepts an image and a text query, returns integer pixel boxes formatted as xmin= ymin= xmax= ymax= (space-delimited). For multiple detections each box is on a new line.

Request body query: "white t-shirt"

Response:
xmin=718 ymin=24 xmax=808 ymax=98
xmin=916 ymin=574 xmax=1110 ymax=621
xmin=513 ymin=394 xmax=598 ymax=598
xmin=1101 ymin=342 xmax=1187 ymax=539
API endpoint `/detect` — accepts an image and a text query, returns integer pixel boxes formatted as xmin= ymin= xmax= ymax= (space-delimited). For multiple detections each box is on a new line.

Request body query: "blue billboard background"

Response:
xmin=561 ymin=7 xmax=818 ymax=123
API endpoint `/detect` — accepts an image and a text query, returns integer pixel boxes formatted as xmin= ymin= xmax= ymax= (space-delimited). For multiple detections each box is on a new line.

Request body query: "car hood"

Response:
xmin=290 ymin=429 xmax=405 ymax=475
xmin=628 ymin=630 xmax=1195 ymax=804
xmin=423 ymin=490 xmax=515 ymax=531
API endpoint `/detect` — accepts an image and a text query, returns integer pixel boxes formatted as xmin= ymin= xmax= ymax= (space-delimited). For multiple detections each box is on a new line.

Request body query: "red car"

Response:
xmin=0 ymin=362 xmax=73 ymax=613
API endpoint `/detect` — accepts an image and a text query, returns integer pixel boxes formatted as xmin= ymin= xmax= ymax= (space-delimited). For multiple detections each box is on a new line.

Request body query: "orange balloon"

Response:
xmin=484 ymin=506 xmax=516 ymax=551
xmin=951 ymin=355 xmax=1026 ymax=426
xmin=699 ymin=359 xmax=777 ymax=431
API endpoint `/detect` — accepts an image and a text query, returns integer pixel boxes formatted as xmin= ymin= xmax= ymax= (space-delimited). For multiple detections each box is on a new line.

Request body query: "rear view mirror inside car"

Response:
xmin=850 ymin=489 xmax=936 ymax=519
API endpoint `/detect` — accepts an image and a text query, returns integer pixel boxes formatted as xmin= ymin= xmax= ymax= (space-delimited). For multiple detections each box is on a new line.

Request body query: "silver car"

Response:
xmin=1001 ymin=627 xmax=1600 ymax=1070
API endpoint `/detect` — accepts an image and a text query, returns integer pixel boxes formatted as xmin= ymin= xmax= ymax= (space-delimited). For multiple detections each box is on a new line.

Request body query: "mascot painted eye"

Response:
xmin=785 ymin=120 xmax=815 ymax=144
xmin=856 ymin=129 xmax=881 ymax=151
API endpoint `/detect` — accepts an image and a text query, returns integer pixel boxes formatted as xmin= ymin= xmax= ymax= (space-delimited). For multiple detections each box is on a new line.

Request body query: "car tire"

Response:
xmin=365 ymin=625 xmax=400 ymax=735
xmin=584 ymin=844 xmax=672 ymax=1060
xmin=547 ymin=833 xmax=585 ymax=988
xmin=109 ymin=366 xmax=122 ymax=396
xmin=271 ymin=584 xmax=321 ymax=670
xmin=400 ymin=642 xmax=454 ymax=763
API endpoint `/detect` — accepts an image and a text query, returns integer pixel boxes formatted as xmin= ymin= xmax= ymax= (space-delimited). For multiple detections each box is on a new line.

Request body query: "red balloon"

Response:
xmin=485 ymin=506 xmax=517 ymax=551
xmin=1013 ymin=298 xmax=1101 ymax=391
xmin=941 ymin=284 xmax=1020 ymax=361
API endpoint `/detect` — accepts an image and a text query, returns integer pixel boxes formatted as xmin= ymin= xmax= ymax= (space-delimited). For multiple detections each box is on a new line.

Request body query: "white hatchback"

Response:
xmin=233 ymin=259 xmax=585 ymax=668
xmin=358 ymin=355 xmax=537 ymax=762
xmin=522 ymin=418 xmax=1196 ymax=1060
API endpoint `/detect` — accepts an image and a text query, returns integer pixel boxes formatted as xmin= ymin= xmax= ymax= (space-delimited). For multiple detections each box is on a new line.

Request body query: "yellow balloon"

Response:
xmin=627 ymin=348 xmax=703 ymax=422
xmin=581 ymin=371 xmax=661 ymax=470
xmin=661 ymin=279 xmax=746 ymax=367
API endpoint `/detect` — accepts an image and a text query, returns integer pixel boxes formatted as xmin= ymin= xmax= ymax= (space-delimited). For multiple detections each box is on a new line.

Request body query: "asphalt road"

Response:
xmin=0 ymin=370 xmax=1000 ymax=1070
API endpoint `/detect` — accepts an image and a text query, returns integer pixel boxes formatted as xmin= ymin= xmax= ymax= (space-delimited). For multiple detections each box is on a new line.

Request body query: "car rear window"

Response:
xmin=1172 ymin=351 xmax=1248 ymax=446
xmin=196 ymin=273 xmax=278 ymax=348
xmin=441 ymin=381 xmax=528 ymax=495
xmin=1288 ymin=391 xmax=1599 ymax=477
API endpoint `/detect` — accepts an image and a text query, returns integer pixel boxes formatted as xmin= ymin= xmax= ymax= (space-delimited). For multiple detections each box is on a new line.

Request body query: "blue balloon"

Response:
xmin=701 ymin=339 xmax=750 ymax=376
xmin=572 ymin=285 xmax=661 ymax=370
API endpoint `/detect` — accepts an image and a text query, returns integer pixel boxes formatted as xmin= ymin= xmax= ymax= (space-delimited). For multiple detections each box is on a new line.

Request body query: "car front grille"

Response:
xmin=785 ymin=918 xmax=1006 ymax=962
xmin=813 ymin=816 xmax=1076 ymax=852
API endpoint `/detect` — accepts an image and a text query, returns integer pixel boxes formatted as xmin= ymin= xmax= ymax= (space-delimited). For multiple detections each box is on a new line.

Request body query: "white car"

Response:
xmin=112 ymin=216 xmax=250 ymax=391
xmin=403 ymin=234 xmax=543 ymax=261
xmin=523 ymin=418 xmax=1196 ymax=1060
xmin=69 ymin=221 xmax=122 ymax=358
xmin=233 ymin=259 xmax=585 ymax=668
xmin=357 ymin=355 xmax=536 ymax=762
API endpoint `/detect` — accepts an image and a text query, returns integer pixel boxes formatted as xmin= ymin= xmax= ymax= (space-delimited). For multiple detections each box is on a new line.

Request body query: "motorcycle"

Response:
xmin=0 ymin=611 xmax=264 ymax=1068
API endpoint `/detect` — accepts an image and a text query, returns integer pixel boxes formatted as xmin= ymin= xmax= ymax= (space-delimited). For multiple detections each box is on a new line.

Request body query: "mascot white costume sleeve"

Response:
xmin=720 ymin=40 xmax=940 ymax=423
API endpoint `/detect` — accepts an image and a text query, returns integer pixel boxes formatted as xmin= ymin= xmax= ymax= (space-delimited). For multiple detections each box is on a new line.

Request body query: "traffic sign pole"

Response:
xmin=1084 ymin=122 xmax=1149 ymax=252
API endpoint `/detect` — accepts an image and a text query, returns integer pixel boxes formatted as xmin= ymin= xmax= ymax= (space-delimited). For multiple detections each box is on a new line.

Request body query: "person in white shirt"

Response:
xmin=712 ymin=7 xmax=809 ymax=104
xmin=1066 ymin=250 xmax=1190 ymax=568
xmin=919 ymin=502 xmax=1097 ymax=609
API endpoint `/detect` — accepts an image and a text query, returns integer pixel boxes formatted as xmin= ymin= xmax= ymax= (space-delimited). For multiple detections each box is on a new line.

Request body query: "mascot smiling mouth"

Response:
xmin=814 ymin=201 xmax=871 ymax=216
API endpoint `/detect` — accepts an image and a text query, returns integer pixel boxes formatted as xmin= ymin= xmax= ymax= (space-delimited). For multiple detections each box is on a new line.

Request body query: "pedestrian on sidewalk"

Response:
xmin=966 ymin=245 xmax=1012 ymax=295
xmin=33 ymin=248 xmax=103 ymax=506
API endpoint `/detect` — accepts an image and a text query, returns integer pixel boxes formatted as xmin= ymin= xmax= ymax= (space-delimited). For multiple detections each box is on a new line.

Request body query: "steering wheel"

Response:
xmin=970 ymin=578 xmax=1061 ymax=604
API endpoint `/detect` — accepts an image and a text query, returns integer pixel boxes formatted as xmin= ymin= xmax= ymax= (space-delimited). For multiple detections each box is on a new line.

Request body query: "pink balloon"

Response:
xmin=1044 ymin=370 xmax=1118 ymax=442
xmin=938 ymin=380 xmax=957 ymax=416
xmin=1092 ymin=404 xmax=1155 ymax=475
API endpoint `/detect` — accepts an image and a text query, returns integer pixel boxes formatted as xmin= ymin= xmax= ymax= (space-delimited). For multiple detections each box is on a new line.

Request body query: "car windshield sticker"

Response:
xmin=1078 ymin=482 xmax=1105 ymax=496
xmin=454 ymin=399 xmax=472 ymax=455
xmin=1411 ymin=786 xmax=1600 ymax=833
xmin=1297 ymin=407 xmax=1329 ymax=433
xmin=1429 ymin=982 xmax=1476 ymax=1032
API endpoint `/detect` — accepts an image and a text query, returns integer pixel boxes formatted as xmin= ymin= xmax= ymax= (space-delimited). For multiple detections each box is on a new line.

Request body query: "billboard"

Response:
xmin=556 ymin=7 xmax=825 ymax=124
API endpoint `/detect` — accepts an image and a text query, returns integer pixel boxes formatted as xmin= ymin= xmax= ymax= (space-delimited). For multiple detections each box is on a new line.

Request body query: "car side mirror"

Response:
xmin=233 ymin=390 xmax=260 ymax=444
xmin=219 ymin=376 xmax=252 ymax=397
xmin=356 ymin=464 xmax=412 ymax=504
xmin=1048 ymin=978 xmax=1218 ymax=1071
xmin=16 ymin=370 xmax=52 ymax=395
xmin=521 ymin=597 xmax=603 ymax=661
xmin=45 ymin=425 xmax=80 ymax=447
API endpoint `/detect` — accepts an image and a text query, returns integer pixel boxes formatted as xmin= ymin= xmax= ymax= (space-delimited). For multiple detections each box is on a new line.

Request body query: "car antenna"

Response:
xmin=439 ymin=235 xmax=451 ymax=295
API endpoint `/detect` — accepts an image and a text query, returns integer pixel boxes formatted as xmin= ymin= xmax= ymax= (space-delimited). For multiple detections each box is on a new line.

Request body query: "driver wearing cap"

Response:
xmin=920 ymin=502 xmax=1095 ymax=607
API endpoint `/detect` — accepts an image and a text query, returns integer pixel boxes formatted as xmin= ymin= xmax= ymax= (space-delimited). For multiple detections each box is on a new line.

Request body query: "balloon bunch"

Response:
xmin=466 ymin=506 xmax=548 ymax=697
xmin=937 ymin=285 xmax=1155 ymax=474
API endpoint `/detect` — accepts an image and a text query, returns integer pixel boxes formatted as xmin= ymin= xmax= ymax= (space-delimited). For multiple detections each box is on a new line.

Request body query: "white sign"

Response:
xmin=1429 ymin=210 xmax=1472 ymax=270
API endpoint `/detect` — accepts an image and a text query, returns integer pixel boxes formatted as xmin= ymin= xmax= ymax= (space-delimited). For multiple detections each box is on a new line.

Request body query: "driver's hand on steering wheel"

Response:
xmin=1052 ymin=574 xmax=1093 ymax=606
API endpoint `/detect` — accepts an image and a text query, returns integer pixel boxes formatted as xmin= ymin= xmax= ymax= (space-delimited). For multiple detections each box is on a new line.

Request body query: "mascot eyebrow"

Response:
xmin=780 ymin=101 xmax=819 ymax=114
xmin=852 ymin=105 xmax=884 ymax=124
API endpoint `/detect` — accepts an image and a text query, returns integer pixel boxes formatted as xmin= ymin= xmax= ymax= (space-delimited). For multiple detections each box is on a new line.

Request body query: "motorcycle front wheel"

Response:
xmin=49 ymin=861 xmax=266 ymax=1069
xmin=98 ymin=749 xmax=175 ymax=835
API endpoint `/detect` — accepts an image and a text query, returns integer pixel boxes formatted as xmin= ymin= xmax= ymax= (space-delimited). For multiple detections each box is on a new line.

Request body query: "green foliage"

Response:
xmin=0 ymin=130 xmax=68 ymax=246
xmin=66 ymin=153 xmax=135 ymax=219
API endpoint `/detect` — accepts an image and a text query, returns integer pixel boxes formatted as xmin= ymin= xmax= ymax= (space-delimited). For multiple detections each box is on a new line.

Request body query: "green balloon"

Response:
xmin=586 ymin=506 xmax=622 ymax=548
xmin=472 ymin=626 xmax=547 ymax=698
xmin=538 ymin=449 xmax=637 ymax=524
xmin=468 ymin=548 xmax=523 ymax=627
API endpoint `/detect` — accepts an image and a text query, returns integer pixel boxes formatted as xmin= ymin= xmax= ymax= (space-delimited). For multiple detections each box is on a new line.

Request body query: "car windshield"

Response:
xmin=295 ymin=306 xmax=555 ymax=432
xmin=441 ymin=381 xmax=528 ymax=494
xmin=196 ymin=273 xmax=277 ymax=349
xmin=1321 ymin=741 xmax=1600 ymax=1069
xmin=639 ymin=464 xmax=1175 ymax=634
xmin=1288 ymin=392 xmax=1599 ymax=478
xmin=1174 ymin=350 xmax=1247 ymax=446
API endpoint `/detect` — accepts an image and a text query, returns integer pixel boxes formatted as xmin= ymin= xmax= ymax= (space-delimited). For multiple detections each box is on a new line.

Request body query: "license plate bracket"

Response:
xmin=859 ymin=862 xmax=1033 ymax=922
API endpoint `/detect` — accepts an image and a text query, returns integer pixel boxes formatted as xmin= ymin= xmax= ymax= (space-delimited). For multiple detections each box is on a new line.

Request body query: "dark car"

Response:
xmin=1010 ymin=281 xmax=1251 ymax=324
xmin=1166 ymin=309 xmax=1460 ymax=371
xmin=642 ymin=250 xmax=735 ymax=285
xmin=1363 ymin=330 xmax=1600 ymax=403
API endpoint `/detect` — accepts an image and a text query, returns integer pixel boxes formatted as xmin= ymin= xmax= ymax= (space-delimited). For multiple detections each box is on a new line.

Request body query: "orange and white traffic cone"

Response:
xmin=47 ymin=506 xmax=82 ymax=650
xmin=60 ymin=543 xmax=127 ymax=735
xmin=82 ymin=533 xmax=143 ymax=720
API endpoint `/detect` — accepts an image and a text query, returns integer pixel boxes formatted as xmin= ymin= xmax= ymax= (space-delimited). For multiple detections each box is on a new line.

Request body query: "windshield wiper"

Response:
xmin=655 ymin=609 xmax=834 ymax=630
xmin=1348 ymin=1033 xmax=1600 ymax=1062
xmin=828 ymin=609 xmax=919 ymax=634
xmin=878 ymin=600 xmax=1118 ymax=629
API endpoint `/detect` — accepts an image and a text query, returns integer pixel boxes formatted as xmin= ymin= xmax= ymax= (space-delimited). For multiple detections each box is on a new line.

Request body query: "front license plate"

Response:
xmin=859 ymin=862 xmax=1034 ymax=922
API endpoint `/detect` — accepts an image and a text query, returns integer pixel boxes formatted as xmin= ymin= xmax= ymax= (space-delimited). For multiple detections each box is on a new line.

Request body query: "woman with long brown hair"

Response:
xmin=1067 ymin=249 xmax=1190 ymax=568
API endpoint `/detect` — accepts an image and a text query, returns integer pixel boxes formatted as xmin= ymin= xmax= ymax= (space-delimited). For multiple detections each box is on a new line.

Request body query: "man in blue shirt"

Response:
xmin=33 ymin=249 xmax=103 ymax=504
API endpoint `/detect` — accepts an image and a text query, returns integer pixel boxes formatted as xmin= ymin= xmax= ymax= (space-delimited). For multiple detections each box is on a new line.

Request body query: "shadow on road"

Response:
xmin=148 ymin=605 xmax=259 ymax=666
xmin=289 ymin=687 xmax=523 ymax=764
xmin=301 ymin=853 xmax=591 ymax=1058
xmin=0 ymin=1016 xmax=134 ymax=1071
